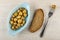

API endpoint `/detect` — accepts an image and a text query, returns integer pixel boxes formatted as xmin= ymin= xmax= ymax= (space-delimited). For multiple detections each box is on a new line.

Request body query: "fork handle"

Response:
xmin=40 ymin=19 xmax=48 ymax=37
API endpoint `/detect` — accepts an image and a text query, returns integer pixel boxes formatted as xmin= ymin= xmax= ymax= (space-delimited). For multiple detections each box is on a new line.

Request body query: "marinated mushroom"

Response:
xmin=9 ymin=8 xmax=28 ymax=30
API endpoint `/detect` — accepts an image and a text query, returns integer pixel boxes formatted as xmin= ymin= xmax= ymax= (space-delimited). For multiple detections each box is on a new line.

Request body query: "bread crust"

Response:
xmin=29 ymin=9 xmax=44 ymax=32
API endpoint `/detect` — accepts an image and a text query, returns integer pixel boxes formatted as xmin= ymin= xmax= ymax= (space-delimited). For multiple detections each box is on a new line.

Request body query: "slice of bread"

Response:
xmin=29 ymin=9 xmax=44 ymax=32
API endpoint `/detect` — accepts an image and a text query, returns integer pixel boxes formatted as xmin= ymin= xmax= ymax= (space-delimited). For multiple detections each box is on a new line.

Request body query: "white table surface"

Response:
xmin=0 ymin=0 xmax=60 ymax=40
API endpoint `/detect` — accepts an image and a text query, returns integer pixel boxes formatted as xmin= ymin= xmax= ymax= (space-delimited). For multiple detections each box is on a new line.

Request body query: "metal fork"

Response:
xmin=40 ymin=5 xmax=56 ymax=37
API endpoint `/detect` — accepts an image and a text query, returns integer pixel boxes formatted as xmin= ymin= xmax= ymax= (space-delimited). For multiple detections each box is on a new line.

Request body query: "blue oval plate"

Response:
xmin=7 ymin=3 xmax=30 ymax=35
